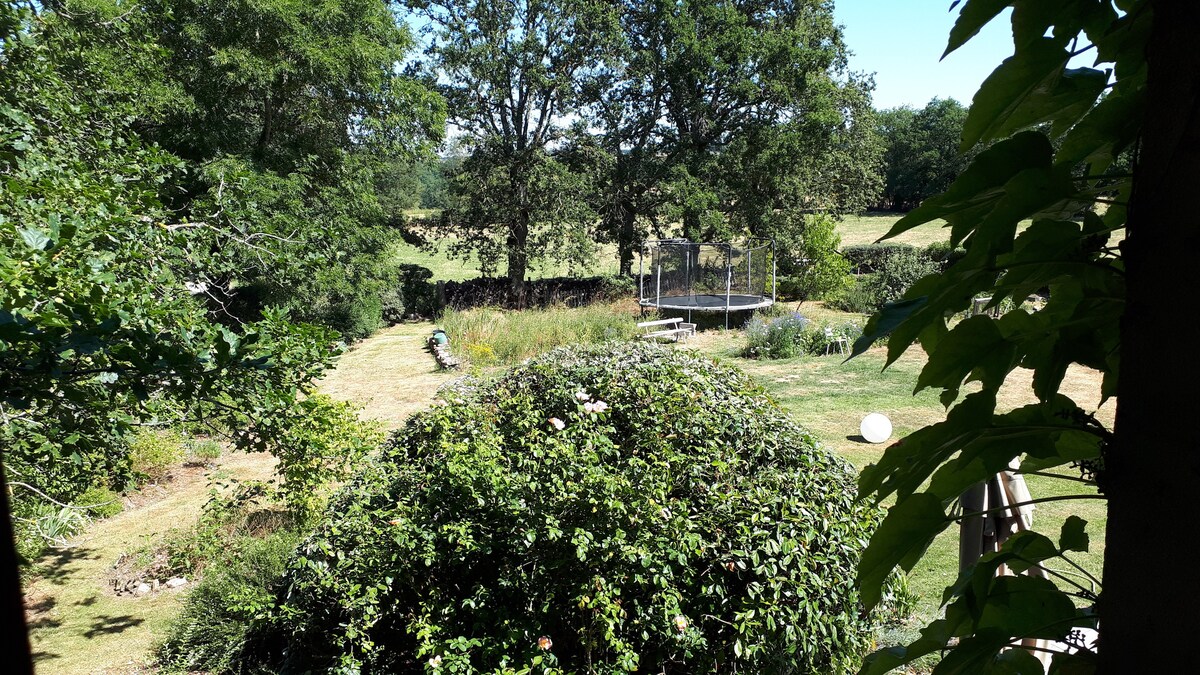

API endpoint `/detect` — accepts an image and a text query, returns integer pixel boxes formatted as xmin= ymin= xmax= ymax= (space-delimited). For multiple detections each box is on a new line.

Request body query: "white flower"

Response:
xmin=428 ymin=654 xmax=442 ymax=668
xmin=549 ymin=417 xmax=566 ymax=430
xmin=674 ymin=615 xmax=689 ymax=632
xmin=575 ymin=390 xmax=591 ymax=402
xmin=591 ymin=400 xmax=609 ymax=413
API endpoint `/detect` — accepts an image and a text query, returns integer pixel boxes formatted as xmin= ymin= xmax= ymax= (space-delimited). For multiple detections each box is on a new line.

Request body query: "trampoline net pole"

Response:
xmin=725 ymin=245 xmax=732 ymax=330
xmin=638 ymin=245 xmax=644 ymax=304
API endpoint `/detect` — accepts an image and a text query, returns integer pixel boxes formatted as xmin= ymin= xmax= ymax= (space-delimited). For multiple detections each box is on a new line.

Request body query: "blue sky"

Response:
xmin=833 ymin=1 xmax=1016 ymax=110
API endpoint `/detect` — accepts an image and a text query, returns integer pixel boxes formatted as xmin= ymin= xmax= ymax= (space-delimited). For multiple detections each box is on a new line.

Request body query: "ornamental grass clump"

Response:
xmin=246 ymin=342 xmax=881 ymax=673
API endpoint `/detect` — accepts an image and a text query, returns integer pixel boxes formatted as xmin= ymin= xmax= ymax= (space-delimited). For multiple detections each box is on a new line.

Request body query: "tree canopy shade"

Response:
xmin=848 ymin=0 xmax=1200 ymax=672
xmin=876 ymin=98 xmax=975 ymax=212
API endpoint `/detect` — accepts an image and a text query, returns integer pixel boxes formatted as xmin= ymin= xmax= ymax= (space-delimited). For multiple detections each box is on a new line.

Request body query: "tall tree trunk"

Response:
xmin=618 ymin=203 xmax=636 ymax=276
xmin=682 ymin=209 xmax=701 ymax=242
xmin=507 ymin=211 xmax=529 ymax=308
xmin=1103 ymin=2 xmax=1200 ymax=671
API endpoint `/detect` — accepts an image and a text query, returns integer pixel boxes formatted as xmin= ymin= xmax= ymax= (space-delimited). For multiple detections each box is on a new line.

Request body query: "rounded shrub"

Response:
xmin=249 ymin=343 xmax=880 ymax=673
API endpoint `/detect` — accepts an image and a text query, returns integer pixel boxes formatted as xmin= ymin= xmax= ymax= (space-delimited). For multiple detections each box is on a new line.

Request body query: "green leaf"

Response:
xmin=944 ymin=0 xmax=1010 ymax=59
xmin=857 ymin=493 xmax=950 ymax=610
xmin=976 ymin=575 xmax=1078 ymax=638
xmin=926 ymin=399 xmax=1102 ymax=500
xmin=860 ymin=391 xmax=997 ymax=501
xmin=963 ymin=40 xmax=1106 ymax=149
xmin=857 ymin=618 xmax=959 ymax=675
xmin=915 ymin=315 xmax=1017 ymax=399
xmin=849 ymin=297 xmax=926 ymax=358
xmin=882 ymin=132 xmax=1055 ymax=240
xmin=933 ymin=630 xmax=1027 ymax=675
xmin=1059 ymin=516 xmax=1089 ymax=552
xmin=1057 ymin=88 xmax=1144 ymax=171
xmin=987 ymin=647 xmax=1050 ymax=674
xmin=19 ymin=226 xmax=52 ymax=251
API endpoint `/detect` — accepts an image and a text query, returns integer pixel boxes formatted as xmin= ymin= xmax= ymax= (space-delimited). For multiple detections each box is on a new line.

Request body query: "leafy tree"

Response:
xmin=585 ymin=0 xmax=881 ymax=274
xmin=773 ymin=212 xmax=852 ymax=300
xmin=847 ymin=1 xmax=1198 ymax=672
xmin=128 ymin=0 xmax=445 ymax=333
xmin=876 ymin=98 xmax=976 ymax=211
xmin=407 ymin=0 xmax=621 ymax=299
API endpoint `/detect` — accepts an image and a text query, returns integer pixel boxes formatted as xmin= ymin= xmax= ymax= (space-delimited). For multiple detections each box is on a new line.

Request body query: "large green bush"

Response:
xmin=243 ymin=343 xmax=880 ymax=673
xmin=830 ymin=248 xmax=939 ymax=314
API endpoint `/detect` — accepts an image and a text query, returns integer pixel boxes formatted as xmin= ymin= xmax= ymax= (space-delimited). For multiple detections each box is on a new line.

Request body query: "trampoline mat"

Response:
xmin=640 ymin=294 xmax=774 ymax=312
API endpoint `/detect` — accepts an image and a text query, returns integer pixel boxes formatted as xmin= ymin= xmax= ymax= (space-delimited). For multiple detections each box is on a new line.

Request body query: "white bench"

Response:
xmin=637 ymin=317 xmax=696 ymax=343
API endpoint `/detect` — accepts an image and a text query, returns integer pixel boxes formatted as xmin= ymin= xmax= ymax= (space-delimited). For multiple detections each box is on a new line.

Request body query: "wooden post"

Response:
xmin=958 ymin=482 xmax=987 ymax=574
xmin=436 ymin=280 xmax=446 ymax=312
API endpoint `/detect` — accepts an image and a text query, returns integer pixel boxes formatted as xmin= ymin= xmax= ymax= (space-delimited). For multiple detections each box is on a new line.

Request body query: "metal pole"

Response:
xmin=638 ymin=244 xmax=644 ymax=304
xmin=685 ymin=244 xmax=691 ymax=301
xmin=725 ymin=245 xmax=732 ymax=330
xmin=771 ymin=241 xmax=777 ymax=304
xmin=656 ymin=263 xmax=662 ymax=309
xmin=746 ymin=249 xmax=752 ymax=295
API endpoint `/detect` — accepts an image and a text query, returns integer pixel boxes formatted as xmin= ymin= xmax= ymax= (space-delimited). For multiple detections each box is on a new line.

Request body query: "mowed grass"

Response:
xmin=680 ymin=310 xmax=1109 ymax=630
xmin=23 ymin=452 xmax=277 ymax=675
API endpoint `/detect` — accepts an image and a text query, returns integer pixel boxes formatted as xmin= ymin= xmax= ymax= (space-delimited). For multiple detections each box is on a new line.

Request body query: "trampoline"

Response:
xmin=639 ymin=238 xmax=776 ymax=327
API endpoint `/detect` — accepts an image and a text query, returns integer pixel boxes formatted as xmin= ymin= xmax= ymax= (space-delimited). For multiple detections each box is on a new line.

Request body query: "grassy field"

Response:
xmin=688 ymin=327 xmax=1110 ymax=619
xmin=836 ymin=212 xmax=952 ymax=247
xmin=392 ymin=239 xmax=621 ymax=282
xmin=396 ymin=212 xmax=950 ymax=282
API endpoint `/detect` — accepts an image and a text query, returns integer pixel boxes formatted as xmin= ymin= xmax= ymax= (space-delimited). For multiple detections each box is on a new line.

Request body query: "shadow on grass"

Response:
xmin=34 ymin=546 xmax=100 ymax=585
xmin=84 ymin=614 xmax=145 ymax=639
xmin=31 ymin=650 xmax=59 ymax=664
xmin=26 ymin=594 xmax=61 ymax=630
xmin=845 ymin=434 xmax=870 ymax=443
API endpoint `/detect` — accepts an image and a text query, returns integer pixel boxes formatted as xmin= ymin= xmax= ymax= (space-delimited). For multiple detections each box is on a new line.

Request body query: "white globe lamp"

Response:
xmin=860 ymin=413 xmax=893 ymax=444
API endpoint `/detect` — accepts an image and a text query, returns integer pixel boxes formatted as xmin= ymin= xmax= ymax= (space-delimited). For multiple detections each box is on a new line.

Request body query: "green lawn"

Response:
xmin=685 ymin=317 xmax=1108 ymax=639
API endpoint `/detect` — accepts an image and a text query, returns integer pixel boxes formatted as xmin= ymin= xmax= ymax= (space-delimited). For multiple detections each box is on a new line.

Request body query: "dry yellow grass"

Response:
xmin=317 ymin=322 xmax=465 ymax=427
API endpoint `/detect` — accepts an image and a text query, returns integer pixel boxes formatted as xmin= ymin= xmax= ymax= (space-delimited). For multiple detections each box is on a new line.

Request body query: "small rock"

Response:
xmin=151 ymin=579 xmax=160 ymax=592
xmin=165 ymin=577 xmax=187 ymax=588
xmin=135 ymin=583 xmax=151 ymax=595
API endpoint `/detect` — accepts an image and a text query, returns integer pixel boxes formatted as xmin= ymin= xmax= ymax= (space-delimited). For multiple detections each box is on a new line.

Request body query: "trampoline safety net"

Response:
xmin=639 ymin=239 xmax=775 ymax=315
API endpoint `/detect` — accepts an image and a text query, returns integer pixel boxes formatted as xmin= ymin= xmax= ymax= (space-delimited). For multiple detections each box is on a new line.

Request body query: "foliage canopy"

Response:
xmin=849 ymin=1 xmax=1145 ymax=671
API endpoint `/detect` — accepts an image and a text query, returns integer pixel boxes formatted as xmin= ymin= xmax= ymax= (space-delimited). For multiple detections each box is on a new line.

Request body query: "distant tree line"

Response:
xmin=874 ymin=98 xmax=975 ymax=212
